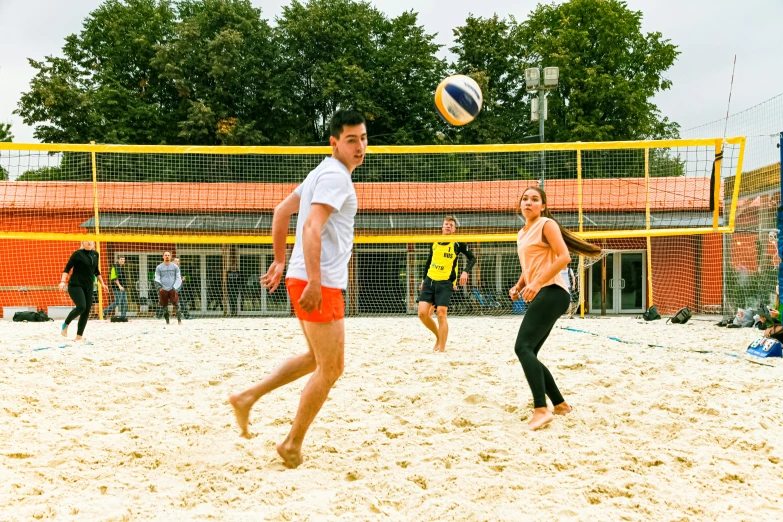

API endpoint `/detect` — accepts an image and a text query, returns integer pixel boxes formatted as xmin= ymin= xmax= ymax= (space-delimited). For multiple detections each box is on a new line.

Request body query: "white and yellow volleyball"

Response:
xmin=434 ymin=74 xmax=483 ymax=126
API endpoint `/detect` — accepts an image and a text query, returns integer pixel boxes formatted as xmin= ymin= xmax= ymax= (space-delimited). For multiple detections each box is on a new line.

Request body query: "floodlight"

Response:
xmin=543 ymin=67 xmax=559 ymax=88
xmin=524 ymin=68 xmax=540 ymax=90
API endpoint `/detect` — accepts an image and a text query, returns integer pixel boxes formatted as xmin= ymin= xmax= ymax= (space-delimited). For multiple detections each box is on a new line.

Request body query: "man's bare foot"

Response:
xmin=527 ymin=408 xmax=554 ymax=431
xmin=435 ymin=344 xmax=445 ymax=352
xmin=276 ymin=441 xmax=303 ymax=469
xmin=432 ymin=336 xmax=440 ymax=352
xmin=553 ymin=402 xmax=572 ymax=415
xmin=229 ymin=394 xmax=252 ymax=438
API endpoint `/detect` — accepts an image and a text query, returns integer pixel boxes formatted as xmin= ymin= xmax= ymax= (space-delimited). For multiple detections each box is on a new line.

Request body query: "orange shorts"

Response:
xmin=286 ymin=278 xmax=345 ymax=323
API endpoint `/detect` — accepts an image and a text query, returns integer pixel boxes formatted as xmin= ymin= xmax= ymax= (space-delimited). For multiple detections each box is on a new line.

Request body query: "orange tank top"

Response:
xmin=517 ymin=217 xmax=569 ymax=293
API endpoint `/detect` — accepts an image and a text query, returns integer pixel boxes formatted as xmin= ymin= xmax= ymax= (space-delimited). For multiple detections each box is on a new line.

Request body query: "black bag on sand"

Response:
xmin=12 ymin=310 xmax=52 ymax=322
xmin=642 ymin=306 xmax=661 ymax=321
xmin=110 ymin=316 xmax=128 ymax=323
xmin=667 ymin=307 xmax=692 ymax=324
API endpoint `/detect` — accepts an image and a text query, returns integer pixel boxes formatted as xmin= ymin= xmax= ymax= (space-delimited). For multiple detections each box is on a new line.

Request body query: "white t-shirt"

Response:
xmin=286 ymin=157 xmax=358 ymax=289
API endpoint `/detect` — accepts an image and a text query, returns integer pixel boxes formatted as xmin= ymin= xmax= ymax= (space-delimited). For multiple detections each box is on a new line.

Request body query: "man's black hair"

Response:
xmin=330 ymin=109 xmax=366 ymax=139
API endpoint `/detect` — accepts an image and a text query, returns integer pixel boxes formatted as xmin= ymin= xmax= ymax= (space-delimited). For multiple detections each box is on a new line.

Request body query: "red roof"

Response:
xmin=0 ymin=178 xmax=716 ymax=213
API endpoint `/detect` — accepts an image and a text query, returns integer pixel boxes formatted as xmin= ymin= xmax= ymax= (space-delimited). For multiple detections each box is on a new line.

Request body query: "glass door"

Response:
xmin=205 ymin=255 xmax=225 ymax=314
xmin=356 ymin=250 xmax=407 ymax=314
xmin=619 ymin=252 xmax=645 ymax=313
xmin=588 ymin=252 xmax=646 ymax=314
xmin=177 ymin=254 xmax=202 ymax=315
xmin=238 ymin=253 xmax=266 ymax=315
xmin=235 ymin=251 xmax=291 ymax=315
xmin=590 ymin=253 xmax=615 ymax=313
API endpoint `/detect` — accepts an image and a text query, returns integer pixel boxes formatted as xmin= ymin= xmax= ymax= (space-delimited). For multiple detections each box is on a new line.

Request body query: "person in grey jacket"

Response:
xmin=155 ymin=251 xmax=183 ymax=325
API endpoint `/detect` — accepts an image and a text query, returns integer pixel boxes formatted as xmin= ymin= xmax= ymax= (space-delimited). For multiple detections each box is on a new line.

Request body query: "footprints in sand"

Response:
xmin=463 ymin=394 xmax=484 ymax=405
xmin=380 ymin=428 xmax=404 ymax=439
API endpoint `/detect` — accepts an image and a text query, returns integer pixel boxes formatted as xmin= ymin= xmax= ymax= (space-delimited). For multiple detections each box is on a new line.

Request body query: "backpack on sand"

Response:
xmin=667 ymin=307 xmax=692 ymax=325
xmin=12 ymin=310 xmax=52 ymax=322
xmin=642 ymin=306 xmax=661 ymax=321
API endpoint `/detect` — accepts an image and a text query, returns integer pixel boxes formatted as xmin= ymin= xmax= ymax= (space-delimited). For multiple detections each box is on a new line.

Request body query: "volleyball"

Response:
xmin=434 ymin=74 xmax=483 ymax=126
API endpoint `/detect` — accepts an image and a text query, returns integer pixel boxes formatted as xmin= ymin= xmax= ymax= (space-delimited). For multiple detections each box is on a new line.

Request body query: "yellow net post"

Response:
xmin=577 ymin=149 xmax=585 ymax=318
xmin=712 ymin=140 xmax=723 ymax=231
xmin=645 ymin=147 xmax=654 ymax=308
xmin=90 ymin=141 xmax=104 ymax=320
xmin=727 ymin=137 xmax=747 ymax=230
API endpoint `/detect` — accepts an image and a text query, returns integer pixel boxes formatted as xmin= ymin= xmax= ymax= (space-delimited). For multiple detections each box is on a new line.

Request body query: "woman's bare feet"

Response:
xmin=553 ymin=402 xmax=572 ymax=415
xmin=276 ymin=440 xmax=303 ymax=469
xmin=74 ymin=335 xmax=83 ymax=341
xmin=228 ymin=394 xmax=252 ymax=438
xmin=527 ymin=407 xmax=554 ymax=431
xmin=61 ymin=323 xmax=68 ymax=337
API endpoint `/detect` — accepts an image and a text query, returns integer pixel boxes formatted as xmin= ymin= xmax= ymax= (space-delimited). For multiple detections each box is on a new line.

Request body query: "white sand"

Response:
xmin=1 ymin=315 xmax=782 ymax=521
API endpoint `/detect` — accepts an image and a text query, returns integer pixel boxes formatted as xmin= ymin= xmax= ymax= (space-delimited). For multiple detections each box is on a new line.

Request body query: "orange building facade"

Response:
xmin=0 ymin=177 xmax=747 ymax=317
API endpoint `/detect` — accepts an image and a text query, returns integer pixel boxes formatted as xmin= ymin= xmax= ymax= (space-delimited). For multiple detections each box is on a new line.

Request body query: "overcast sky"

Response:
xmin=1 ymin=0 xmax=781 ymax=143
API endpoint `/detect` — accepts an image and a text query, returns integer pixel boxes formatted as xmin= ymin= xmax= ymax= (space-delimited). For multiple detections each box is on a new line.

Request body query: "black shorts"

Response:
xmin=418 ymin=277 xmax=453 ymax=307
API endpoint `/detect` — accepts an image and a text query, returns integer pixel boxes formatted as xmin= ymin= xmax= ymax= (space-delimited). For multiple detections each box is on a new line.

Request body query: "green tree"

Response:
xmin=153 ymin=0 xmax=288 ymax=145
xmin=0 ymin=123 xmax=11 ymax=180
xmin=451 ymin=0 xmax=679 ymax=144
xmin=516 ymin=0 xmax=679 ymax=143
xmin=277 ymin=0 xmax=446 ymax=146
xmin=16 ymin=0 xmax=178 ymax=144
xmin=0 ymin=123 xmax=13 ymax=142
xmin=449 ymin=15 xmax=531 ymax=145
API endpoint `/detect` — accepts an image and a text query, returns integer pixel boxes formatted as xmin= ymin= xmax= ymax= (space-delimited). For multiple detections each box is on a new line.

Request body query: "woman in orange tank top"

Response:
xmin=510 ymin=187 xmax=601 ymax=430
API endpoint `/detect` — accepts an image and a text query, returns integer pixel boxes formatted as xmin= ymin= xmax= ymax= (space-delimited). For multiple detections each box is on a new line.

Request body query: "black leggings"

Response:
xmin=65 ymin=286 xmax=93 ymax=336
xmin=514 ymin=285 xmax=570 ymax=409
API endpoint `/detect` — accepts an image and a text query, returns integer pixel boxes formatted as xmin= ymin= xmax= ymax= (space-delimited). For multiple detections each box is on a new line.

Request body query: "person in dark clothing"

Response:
xmin=102 ymin=256 xmax=129 ymax=318
xmin=59 ymin=241 xmax=109 ymax=340
xmin=417 ymin=216 xmax=476 ymax=352
xmin=227 ymin=266 xmax=242 ymax=316
xmin=173 ymin=258 xmax=191 ymax=319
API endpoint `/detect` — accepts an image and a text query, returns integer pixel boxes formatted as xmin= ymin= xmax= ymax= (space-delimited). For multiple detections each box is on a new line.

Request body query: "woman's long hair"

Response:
xmin=519 ymin=186 xmax=602 ymax=259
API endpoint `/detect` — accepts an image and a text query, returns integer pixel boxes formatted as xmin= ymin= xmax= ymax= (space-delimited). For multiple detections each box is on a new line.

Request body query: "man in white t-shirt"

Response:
xmin=230 ymin=110 xmax=366 ymax=469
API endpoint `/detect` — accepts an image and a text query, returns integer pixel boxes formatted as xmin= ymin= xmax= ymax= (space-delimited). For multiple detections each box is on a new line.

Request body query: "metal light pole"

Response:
xmin=525 ymin=67 xmax=560 ymax=190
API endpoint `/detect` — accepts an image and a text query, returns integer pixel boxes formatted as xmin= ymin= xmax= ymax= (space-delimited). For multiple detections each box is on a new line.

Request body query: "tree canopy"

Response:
xmin=450 ymin=0 xmax=679 ymax=144
xmin=0 ymin=123 xmax=12 ymax=179
xmin=13 ymin=0 xmax=683 ymax=181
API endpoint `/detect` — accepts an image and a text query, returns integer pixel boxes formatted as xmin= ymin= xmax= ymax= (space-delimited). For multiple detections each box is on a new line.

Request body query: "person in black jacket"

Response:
xmin=59 ymin=241 xmax=109 ymax=340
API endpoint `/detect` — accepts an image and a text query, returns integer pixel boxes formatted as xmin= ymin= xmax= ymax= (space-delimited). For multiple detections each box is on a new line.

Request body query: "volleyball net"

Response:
xmin=0 ymin=137 xmax=746 ymax=319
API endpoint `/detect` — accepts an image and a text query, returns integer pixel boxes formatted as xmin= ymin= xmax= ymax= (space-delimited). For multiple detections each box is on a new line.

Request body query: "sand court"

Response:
xmin=1 ymin=316 xmax=782 ymax=520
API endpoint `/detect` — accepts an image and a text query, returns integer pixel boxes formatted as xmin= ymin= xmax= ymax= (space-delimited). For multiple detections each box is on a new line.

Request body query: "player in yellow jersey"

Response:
xmin=417 ymin=216 xmax=476 ymax=352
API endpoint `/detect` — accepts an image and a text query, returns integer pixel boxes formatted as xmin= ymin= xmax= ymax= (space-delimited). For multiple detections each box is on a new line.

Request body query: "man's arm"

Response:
xmin=456 ymin=243 xmax=476 ymax=286
xmin=154 ymin=265 xmax=162 ymax=290
xmin=302 ymin=204 xmax=333 ymax=286
xmin=296 ymin=203 xmax=334 ymax=313
xmin=271 ymin=191 xmax=301 ymax=264
xmin=458 ymin=243 xmax=477 ymax=273
xmin=261 ymin=190 xmax=301 ymax=292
